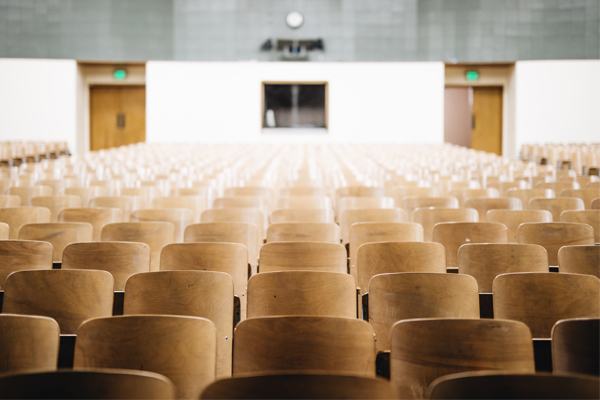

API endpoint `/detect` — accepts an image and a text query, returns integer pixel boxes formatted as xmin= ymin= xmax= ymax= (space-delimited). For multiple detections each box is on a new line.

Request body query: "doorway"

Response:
xmin=444 ymin=86 xmax=503 ymax=156
xmin=90 ymin=85 xmax=146 ymax=151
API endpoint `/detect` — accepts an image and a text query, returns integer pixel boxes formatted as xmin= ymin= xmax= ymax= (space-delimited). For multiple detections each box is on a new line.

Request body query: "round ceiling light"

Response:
xmin=285 ymin=11 xmax=304 ymax=29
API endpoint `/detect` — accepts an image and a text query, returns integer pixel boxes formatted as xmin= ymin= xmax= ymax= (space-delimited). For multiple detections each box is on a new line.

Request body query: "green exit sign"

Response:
xmin=465 ymin=70 xmax=479 ymax=81
xmin=113 ymin=69 xmax=127 ymax=80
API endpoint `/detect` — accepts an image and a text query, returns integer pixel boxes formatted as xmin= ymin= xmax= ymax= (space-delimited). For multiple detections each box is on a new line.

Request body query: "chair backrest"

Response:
xmin=557 ymin=245 xmax=599 ymax=278
xmin=413 ymin=208 xmax=478 ymax=242
xmin=517 ymin=222 xmax=595 ymax=265
xmin=276 ymin=196 xmax=331 ymax=210
xmin=184 ymin=222 xmax=258 ymax=268
xmin=463 ymin=197 xmax=522 ymax=222
xmin=357 ymin=242 xmax=446 ymax=294
xmin=337 ymin=196 xmax=395 ymax=223
xmin=552 ymin=318 xmax=599 ymax=376
xmin=259 ymin=242 xmax=346 ymax=274
xmin=369 ymin=273 xmax=479 ymax=352
xmin=58 ymin=207 xmax=123 ymax=241
xmin=225 ymin=186 xmax=273 ymax=202
xmin=389 ymin=187 xmax=439 ymax=204
xmin=0 ymin=314 xmax=59 ymax=375
xmin=280 ymin=187 xmax=328 ymax=197
xmin=487 ymin=209 xmax=553 ymax=242
xmin=214 ymin=196 xmax=269 ymax=218
xmin=0 ymin=369 xmax=177 ymax=400
xmin=152 ymin=196 xmax=207 ymax=223
xmin=0 ymin=240 xmax=52 ymax=289
xmin=3 ymin=270 xmax=114 ymax=334
xmin=458 ymin=243 xmax=548 ymax=292
xmin=560 ymin=210 xmax=600 ymax=243
xmin=400 ymin=196 xmax=459 ymax=221
xmin=0 ymin=194 xmax=21 ymax=207
xmin=9 ymin=186 xmax=53 ymax=206
xmin=449 ymin=188 xmax=500 ymax=207
xmin=537 ymin=181 xmax=580 ymax=192
xmin=233 ymin=316 xmax=375 ymax=376
xmin=530 ymin=197 xmax=585 ymax=221
xmin=271 ymin=208 xmax=333 ymax=223
xmin=593 ymin=198 xmax=600 ymax=209
xmin=65 ymin=187 xmax=107 ymax=207
xmin=487 ymin=181 xmax=528 ymax=195
xmin=124 ymin=270 xmax=233 ymax=378
xmin=31 ymin=196 xmax=82 ymax=222
xmin=562 ymin=189 xmax=600 ymax=209
xmin=201 ymin=208 xmax=265 ymax=240
xmin=101 ymin=222 xmax=175 ymax=271
xmin=89 ymin=196 xmax=141 ymax=222
xmin=341 ymin=208 xmax=407 ymax=244
xmin=266 ymin=222 xmax=340 ymax=243
xmin=130 ymin=208 xmax=193 ymax=243
xmin=426 ymin=371 xmax=600 ymax=400
xmin=433 ymin=222 xmax=508 ymax=270
xmin=0 ymin=207 xmax=51 ymax=239
xmin=507 ymin=188 xmax=554 ymax=209
xmin=62 ymin=241 xmax=151 ymax=291
xmin=247 ymin=271 xmax=356 ymax=319
xmin=200 ymin=372 xmax=399 ymax=400
xmin=493 ymin=272 xmax=600 ymax=338
xmin=74 ymin=315 xmax=217 ymax=399
xmin=336 ymin=186 xmax=384 ymax=204
xmin=18 ymin=222 xmax=93 ymax=262
xmin=390 ymin=318 xmax=535 ymax=399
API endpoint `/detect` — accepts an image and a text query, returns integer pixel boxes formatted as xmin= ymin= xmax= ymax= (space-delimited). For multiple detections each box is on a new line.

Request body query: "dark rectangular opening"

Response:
xmin=262 ymin=83 xmax=327 ymax=130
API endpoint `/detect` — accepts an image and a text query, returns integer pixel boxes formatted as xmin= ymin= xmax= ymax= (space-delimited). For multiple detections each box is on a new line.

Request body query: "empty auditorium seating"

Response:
xmin=58 ymin=207 xmax=123 ymax=241
xmin=413 ymin=208 xmax=478 ymax=241
xmin=0 ymin=207 xmax=51 ymax=239
xmin=560 ymin=210 xmax=600 ymax=242
xmin=30 ymin=195 xmax=82 ymax=222
xmin=0 ymin=240 xmax=53 ymax=288
xmin=18 ymin=222 xmax=93 ymax=261
xmin=557 ymin=245 xmax=600 ymax=277
xmin=266 ymin=222 xmax=339 ymax=243
xmin=487 ymin=209 xmax=552 ymax=242
xmin=259 ymin=242 xmax=346 ymax=273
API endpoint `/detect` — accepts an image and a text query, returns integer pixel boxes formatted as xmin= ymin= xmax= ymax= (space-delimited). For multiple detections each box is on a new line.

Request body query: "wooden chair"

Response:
xmin=0 ymin=369 xmax=176 ymax=400
xmin=65 ymin=186 xmax=107 ymax=207
xmin=201 ymin=209 xmax=265 ymax=240
xmin=413 ymin=208 xmax=478 ymax=242
xmin=120 ymin=187 xmax=161 ymax=209
xmin=426 ymin=371 xmax=599 ymax=400
xmin=433 ymin=222 xmax=508 ymax=270
xmin=562 ymin=189 xmax=600 ymax=209
xmin=561 ymin=210 xmax=600 ymax=242
xmin=271 ymin=208 xmax=333 ymax=223
xmin=74 ymin=315 xmax=217 ymax=399
xmin=247 ymin=271 xmax=356 ymax=319
xmin=400 ymin=196 xmax=459 ymax=221
xmin=530 ymin=197 xmax=584 ymax=221
xmin=184 ymin=222 xmax=258 ymax=271
xmin=160 ymin=242 xmax=248 ymax=317
xmin=458 ymin=244 xmax=548 ymax=293
xmin=0 ymin=240 xmax=52 ymax=289
xmin=0 ymin=314 xmax=59 ymax=374
xmin=337 ymin=196 xmax=395 ymax=223
xmin=0 ymin=207 xmax=51 ymax=239
xmin=389 ymin=187 xmax=439 ymax=204
xmin=31 ymin=196 xmax=82 ymax=222
xmin=517 ymin=222 xmax=595 ymax=265
xmin=487 ymin=181 xmax=528 ymax=195
xmin=368 ymin=273 xmax=479 ymax=352
xmin=280 ymin=187 xmax=328 ymax=197
xmin=390 ymin=318 xmax=535 ymax=399
xmin=102 ymin=222 xmax=174 ymax=271
xmin=464 ymin=197 xmax=522 ymax=222
xmin=276 ymin=196 xmax=331 ymax=210
xmin=487 ymin=209 xmax=553 ymax=242
xmin=357 ymin=242 xmax=446 ymax=296
xmin=233 ymin=316 xmax=375 ymax=376
xmin=493 ymin=272 xmax=600 ymax=338
xmin=593 ymin=198 xmax=600 ymax=209
xmin=557 ymin=245 xmax=599 ymax=278
xmin=18 ymin=222 xmax=93 ymax=262
xmin=587 ymin=181 xmax=600 ymax=189
xmin=349 ymin=222 xmax=423 ymax=281
xmin=9 ymin=186 xmax=53 ymax=206
xmin=200 ymin=372 xmax=399 ymax=400
xmin=537 ymin=181 xmax=580 ymax=193
xmin=62 ymin=242 xmax=151 ymax=291
xmin=130 ymin=208 xmax=193 ymax=243
xmin=89 ymin=196 xmax=141 ymax=222
xmin=259 ymin=242 xmax=346 ymax=274
xmin=0 ymin=222 xmax=7 ymax=239
xmin=0 ymin=194 xmax=21 ymax=207
xmin=507 ymin=188 xmax=554 ymax=210
xmin=124 ymin=270 xmax=233 ymax=377
xmin=552 ymin=318 xmax=599 ymax=376
xmin=341 ymin=208 xmax=407 ymax=245
xmin=58 ymin=207 xmax=123 ymax=241
xmin=214 ymin=197 xmax=270 ymax=221
xmin=449 ymin=188 xmax=500 ymax=207
xmin=266 ymin=222 xmax=340 ymax=243
xmin=336 ymin=186 xmax=385 ymax=204
xmin=3 ymin=270 xmax=114 ymax=334
xmin=152 ymin=196 xmax=207 ymax=223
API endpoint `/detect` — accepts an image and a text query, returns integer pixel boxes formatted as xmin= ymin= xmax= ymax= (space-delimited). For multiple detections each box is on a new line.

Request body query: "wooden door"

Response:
xmin=90 ymin=86 xmax=145 ymax=151
xmin=471 ymin=87 xmax=503 ymax=155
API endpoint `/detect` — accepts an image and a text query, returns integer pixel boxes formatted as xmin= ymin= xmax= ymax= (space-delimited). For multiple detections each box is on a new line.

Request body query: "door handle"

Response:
xmin=116 ymin=113 xmax=126 ymax=128
xmin=471 ymin=115 xmax=476 ymax=130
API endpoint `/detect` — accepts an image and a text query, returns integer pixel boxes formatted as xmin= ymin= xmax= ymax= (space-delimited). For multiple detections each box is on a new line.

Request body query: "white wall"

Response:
xmin=515 ymin=60 xmax=600 ymax=155
xmin=147 ymin=62 xmax=445 ymax=144
xmin=0 ymin=58 xmax=77 ymax=152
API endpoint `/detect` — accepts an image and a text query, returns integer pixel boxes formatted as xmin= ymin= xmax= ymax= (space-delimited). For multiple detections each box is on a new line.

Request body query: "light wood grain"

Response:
xmin=493 ymin=272 xmax=600 ymax=338
xmin=130 ymin=208 xmax=193 ymax=243
xmin=400 ymin=196 xmax=459 ymax=221
xmin=271 ymin=208 xmax=333 ymax=223
xmin=389 ymin=187 xmax=440 ymax=205
xmin=201 ymin=209 xmax=265 ymax=240
xmin=552 ymin=318 xmax=599 ymax=376
xmin=153 ymin=196 xmax=207 ymax=223
xmin=530 ymin=197 xmax=585 ymax=221
xmin=120 ymin=188 xmax=160 ymax=209
xmin=31 ymin=196 xmax=82 ymax=222
xmin=390 ymin=318 xmax=535 ymax=399
xmin=89 ymin=196 xmax=141 ymax=222
xmin=225 ymin=187 xmax=274 ymax=203
xmin=0 ymin=195 xmax=21 ymax=207
xmin=370 ymin=273 xmax=479 ymax=352
xmin=65 ymin=187 xmax=107 ymax=208
xmin=233 ymin=316 xmax=375 ymax=376
xmin=341 ymin=208 xmax=407 ymax=245
xmin=487 ymin=181 xmax=528 ymax=195
xmin=537 ymin=181 xmax=580 ymax=193
xmin=517 ymin=222 xmax=595 ymax=265
xmin=8 ymin=186 xmax=53 ymax=206
xmin=0 ymin=240 xmax=53 ymax=289
xmin=562 ymin=189 xmax=600 ymax=209
xmin=449 ymin=188 xmax=500 ymax=207
xmin=62 ymin=241 xmax=151 ymax=291
xmin=487 ymin=209 xmax=553 ymax=242
xmin=413 ymin=208 xmax=478 ymax=242
xmin=38 ymin=179 xmax=76 ymax=196
xmin=74 ymin=315 xmax=217 ymax=399
xmin=593 ymin=198 xmax=600 ymax=209
xmin=214 ymin=197 xmax=270 ymax=222
xmin=280 ymin=187 xmax=328 ymax=197
xmin=3 ymin=269 xmax=114 ymax=334
xmin=560 ymin=210 xmax=600 ymax=242
xmin=464 ymin=197 xmax=522 ymax=222
xmin=336 ymin=186 xmax=385 ymax=205
xmin=337 ymin=196 xmax=395 ymax=223
xmin=507 ymin=188 xmax=555 ymax=210
xmin=0 ymin=222 xmax=7 ymax=239
xmin=558 ymin=245 xmax=600 ymax=278
xmin=267 ymin=222 xmax=340 ymax=243
xmin=58 ymin=207 xmax=123 ymax=241
xmin=259 ymin=242 xmax=346 ymax=274
xmin=0 ymin=207 xmax=51 ymax=239
xmin=276 ymin=196 xmax=331 ymax=210
xmin=124 ymin=270 xmax=234 ymax=378
xmin=18 ymin=222 xmax=93 ymax=261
